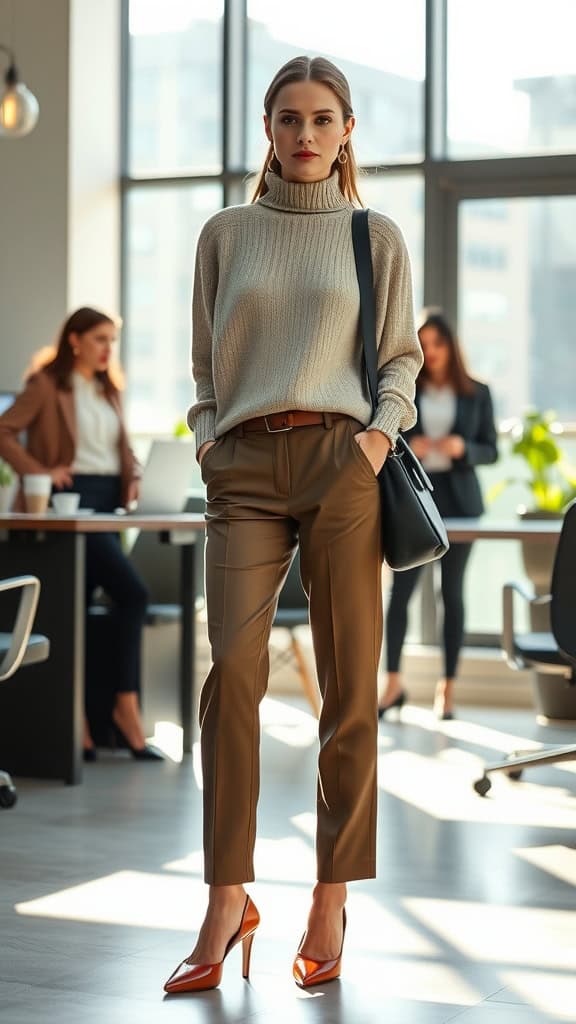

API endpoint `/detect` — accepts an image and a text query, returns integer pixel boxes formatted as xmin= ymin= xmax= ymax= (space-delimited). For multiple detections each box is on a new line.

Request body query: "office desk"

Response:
xmin=0 ymin=512 xmax=206 ymax=784
xmin=444 ymin=518 xmax=562 ymax=544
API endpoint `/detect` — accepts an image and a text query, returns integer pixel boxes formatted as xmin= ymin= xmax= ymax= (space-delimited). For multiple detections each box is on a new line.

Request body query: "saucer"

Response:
xmin=50 ymin=507 xmax=95 ymax=516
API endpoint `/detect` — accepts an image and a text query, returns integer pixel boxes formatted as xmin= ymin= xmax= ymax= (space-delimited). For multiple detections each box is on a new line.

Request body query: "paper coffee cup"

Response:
xmin=23 ymin=473 xmax=52 ymax=514
xmin=51 ymin=492 xmax=81 ymax=514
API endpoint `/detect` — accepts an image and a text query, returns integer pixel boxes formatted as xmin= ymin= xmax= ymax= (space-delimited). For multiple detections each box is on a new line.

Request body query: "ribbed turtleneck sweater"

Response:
xmin=187 ymin=169 xmax=423 ymax=453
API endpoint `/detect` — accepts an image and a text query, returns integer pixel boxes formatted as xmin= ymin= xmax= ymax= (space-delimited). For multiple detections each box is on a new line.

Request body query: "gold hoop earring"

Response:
xmin=337 ymin=144 xmax=348 ymax=165
xmin=267 ymin=154 xmax=277 ymax=172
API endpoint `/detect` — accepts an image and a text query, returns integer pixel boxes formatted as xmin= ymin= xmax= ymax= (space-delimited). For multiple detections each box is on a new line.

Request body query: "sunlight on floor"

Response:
xmin=165 ymin=836 xmax=317 ymax=882
xmin=514 ymin=844 xmax=576 ymax=886
xmin=498 ymin=970 xmax=576 ymax=1020
xmin=11 ymin=865 xmax=434 ymax=957
xmin=399 ymin=705 xmax=576 ymax=777
xmin=149 ymin=720 xmax=183 ymax=762
xmin=290 ymin=811 xmax=316 ymax=840
xmin=260 ymin=695 xmax=318 ymax=748
xmin=378 ymin=748 xmax=576 ymax=827
xmin=404 ymin=898 xmax=576 ymax=969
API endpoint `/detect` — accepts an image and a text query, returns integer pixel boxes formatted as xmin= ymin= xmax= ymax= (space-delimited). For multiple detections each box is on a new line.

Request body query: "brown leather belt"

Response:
xmin=235 ymin=411 xmax=348 ymax=434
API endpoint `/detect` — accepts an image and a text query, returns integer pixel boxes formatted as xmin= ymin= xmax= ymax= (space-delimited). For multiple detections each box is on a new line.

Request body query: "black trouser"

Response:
xmin=385 ymin=542 xmax=473 ymax=679
xmin=385 ymin=471 xmax=474 ymax=680
xmin=66 ymin=475 xmax=149 ymax=695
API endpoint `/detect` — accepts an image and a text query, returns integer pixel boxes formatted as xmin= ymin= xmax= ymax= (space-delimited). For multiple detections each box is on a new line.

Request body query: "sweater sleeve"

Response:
xmin=0 ymin=374 xmax=50 ymax=476
xmin=186 ymin=219 xmax=219 ymax=456
xmin=366 ymin=212 xmax=423 ymax=444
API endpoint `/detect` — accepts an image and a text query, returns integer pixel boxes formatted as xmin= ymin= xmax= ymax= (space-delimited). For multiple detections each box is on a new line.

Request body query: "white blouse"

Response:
xmin=419 ymin=385 xmax=457 ymax=472
xmin=71 ymin=372 xmax=121 ymax=475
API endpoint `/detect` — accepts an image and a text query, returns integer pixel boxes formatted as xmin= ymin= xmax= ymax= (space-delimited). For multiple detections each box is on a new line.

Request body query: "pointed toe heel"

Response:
xmin=293 ymin=908 xmax=346 ymax=989
xmin=163 ymin=894 xmax=260 ymax=994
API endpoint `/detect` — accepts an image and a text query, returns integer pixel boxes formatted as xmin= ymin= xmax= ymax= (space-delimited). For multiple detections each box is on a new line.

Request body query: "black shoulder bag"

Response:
xmin=351 ymin=208 xmax=449 ymax=571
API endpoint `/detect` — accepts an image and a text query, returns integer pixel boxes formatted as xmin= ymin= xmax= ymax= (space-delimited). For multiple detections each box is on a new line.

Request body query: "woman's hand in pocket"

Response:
xmin=198 ymin=440 xmax=217 ymax=466
xmin=354 ymin=429 xmax=391 ymax=475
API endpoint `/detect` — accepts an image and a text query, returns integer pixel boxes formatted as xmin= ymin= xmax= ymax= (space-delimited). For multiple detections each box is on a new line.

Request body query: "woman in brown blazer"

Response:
xmin=0 ymin=306 xmax=163 ymax=761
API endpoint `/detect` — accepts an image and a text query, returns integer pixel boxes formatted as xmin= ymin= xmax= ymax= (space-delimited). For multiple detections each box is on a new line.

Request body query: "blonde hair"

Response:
xmin=251 ymin=56 xmax=363 ymax=207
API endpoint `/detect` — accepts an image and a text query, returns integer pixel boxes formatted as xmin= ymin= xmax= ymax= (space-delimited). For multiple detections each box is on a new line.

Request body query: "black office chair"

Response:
xmin=474 ymin=500 xmax=576 ymax=796
xmin=272 ymin=550 xmax=321 ymax=717
xmin=0 ymin=576 xmax=50 ymax=808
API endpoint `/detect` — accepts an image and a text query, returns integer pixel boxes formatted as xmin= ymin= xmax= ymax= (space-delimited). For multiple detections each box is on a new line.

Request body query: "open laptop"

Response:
xmin=135 ymin=439 xmax=195 ymax=514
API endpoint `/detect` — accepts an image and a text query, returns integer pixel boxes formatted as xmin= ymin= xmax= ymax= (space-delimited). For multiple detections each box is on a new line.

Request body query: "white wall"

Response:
xmin=0 ymin=0 xmax=120 ymax=390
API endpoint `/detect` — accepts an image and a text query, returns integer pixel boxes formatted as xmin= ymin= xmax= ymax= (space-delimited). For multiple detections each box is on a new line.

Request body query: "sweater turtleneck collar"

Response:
xmin=257 ymin=169 xmax=351 ymax=214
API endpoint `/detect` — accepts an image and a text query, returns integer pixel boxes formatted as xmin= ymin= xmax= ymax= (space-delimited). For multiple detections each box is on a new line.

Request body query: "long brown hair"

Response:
xmin=251 ymin=56 xmax=363 ymax=207
xmin=27 ymin=307 xmax=123 ymax=397
xmin=417 ymin=311 xmax=476 ymax=397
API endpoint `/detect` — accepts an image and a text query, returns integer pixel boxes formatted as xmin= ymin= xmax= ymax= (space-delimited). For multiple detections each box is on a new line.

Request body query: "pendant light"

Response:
xmin=0 ymin=44 xmax=39 ymax=137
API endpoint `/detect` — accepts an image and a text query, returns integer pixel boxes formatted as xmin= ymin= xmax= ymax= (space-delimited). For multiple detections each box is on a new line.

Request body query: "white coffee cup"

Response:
xmin=23 ymin=473 xmax=52 ymax=514
xmin=51 ymin=492 xmax=81 ymax=515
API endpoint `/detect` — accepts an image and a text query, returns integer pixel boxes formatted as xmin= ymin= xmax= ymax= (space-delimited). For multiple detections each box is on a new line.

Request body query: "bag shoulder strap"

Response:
xmin=351 ymin=208 xmax=378 ymax=414
xmin=352 ymin=208 xmax=419 ymax=469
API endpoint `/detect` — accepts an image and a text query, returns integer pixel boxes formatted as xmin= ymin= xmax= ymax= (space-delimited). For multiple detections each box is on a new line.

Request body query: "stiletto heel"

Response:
xmin=242 ymin=930 xmax=255 ymax=979
xmin=163 ymin=894 xmax=260 ymax=994
xmin=293 ymin=908 xmax=346 ymax=989
xmin=378 ymin=689 xmax=407 ymax=719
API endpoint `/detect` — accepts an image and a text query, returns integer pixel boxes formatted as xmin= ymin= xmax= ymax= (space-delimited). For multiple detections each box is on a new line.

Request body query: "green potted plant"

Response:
xmin=489 ymin=410 xmax=576 ymax=518
xmin=489 ymin=410 xmax=576 ymax=720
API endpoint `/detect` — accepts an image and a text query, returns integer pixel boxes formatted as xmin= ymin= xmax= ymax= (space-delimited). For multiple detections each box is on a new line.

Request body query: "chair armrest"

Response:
xmin=507 ymin=581 xmax=552 ymax=607
xmin=502 ymin=581 xmax=550 ymax=670
xmin=0 ymin=576 xmax=41 ymax=681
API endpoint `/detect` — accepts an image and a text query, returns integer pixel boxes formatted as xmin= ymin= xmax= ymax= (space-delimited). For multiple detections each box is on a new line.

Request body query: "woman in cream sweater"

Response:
xmin=164 ymin=56 xmax=423 ymax=994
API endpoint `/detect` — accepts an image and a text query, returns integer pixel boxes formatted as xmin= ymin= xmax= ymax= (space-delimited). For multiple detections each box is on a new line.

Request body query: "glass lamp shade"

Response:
xmin=0 ymin=82 xmax=39 ymax=137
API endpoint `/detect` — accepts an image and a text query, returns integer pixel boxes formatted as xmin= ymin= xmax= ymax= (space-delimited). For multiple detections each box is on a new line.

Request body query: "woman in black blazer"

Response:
xmin=379 ymin=312 xmax=498 ymax=720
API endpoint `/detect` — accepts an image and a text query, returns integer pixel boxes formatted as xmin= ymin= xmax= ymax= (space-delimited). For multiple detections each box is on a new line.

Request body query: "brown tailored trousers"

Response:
xmin=199 ymin=414 xmax=383 ymax=885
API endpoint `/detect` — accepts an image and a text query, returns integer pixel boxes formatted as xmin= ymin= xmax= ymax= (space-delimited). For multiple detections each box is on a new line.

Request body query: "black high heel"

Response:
xmin=378 ymin=690 xmax=407 ymax=719
xmin=129 ymin=744 xmax=165 ymax=761
xmin=112 ymin=717 xmax=165 ymax=761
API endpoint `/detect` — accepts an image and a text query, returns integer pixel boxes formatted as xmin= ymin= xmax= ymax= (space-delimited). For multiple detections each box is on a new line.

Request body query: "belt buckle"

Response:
xmin=265 ymin=414 xmax=293 ymax=433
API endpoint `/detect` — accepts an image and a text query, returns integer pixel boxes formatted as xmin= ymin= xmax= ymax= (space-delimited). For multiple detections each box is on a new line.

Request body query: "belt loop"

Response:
xmin=323 ymin=412 xmax=333 ymax=429
xmin=236 ymin=421 xmax=245 ymax=438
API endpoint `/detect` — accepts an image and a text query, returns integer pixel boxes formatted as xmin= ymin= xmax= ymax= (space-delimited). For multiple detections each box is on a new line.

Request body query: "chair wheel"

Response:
xmin=0 ymin=783 xmax=17 ymax=809
xmin=507 ymin=769 xmax=523 ymax=781
xmin=474 ymin=775 xmax=491 ymax=797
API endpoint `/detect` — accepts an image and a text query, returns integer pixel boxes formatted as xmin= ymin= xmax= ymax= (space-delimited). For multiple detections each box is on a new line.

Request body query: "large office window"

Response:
xmin=360 ymin=174 xmax=424 ymax=308
xmin=127 ymin=0 xmax=224 ymax=176
xmin=246 ymin=0 xmax=425 ymax=171
xmin=124 ymin=184 xmax=223 ymax=433
xmin=459 ymin=196 xmax=576 ymax=424
xmin=447 ymin=0 xmax=576 ymax=159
